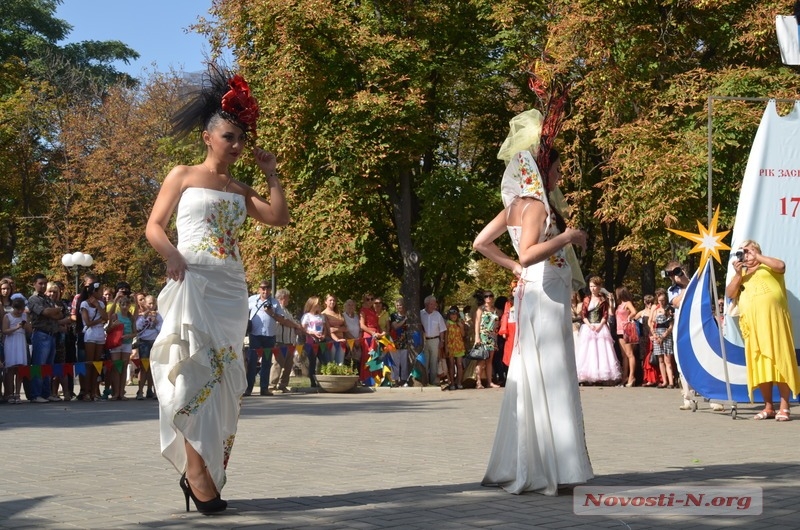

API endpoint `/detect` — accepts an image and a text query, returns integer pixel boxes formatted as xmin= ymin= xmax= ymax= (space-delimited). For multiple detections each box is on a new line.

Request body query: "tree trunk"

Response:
xmin=640 ymin=258 xmax=656 ymax=297
xmin=388 ymin=167 xmax=421 ymax=334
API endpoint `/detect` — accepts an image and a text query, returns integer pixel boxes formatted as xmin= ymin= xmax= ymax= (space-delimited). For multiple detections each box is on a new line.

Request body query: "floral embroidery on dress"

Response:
xmin=222 ymin=433 xmax=236 ymax=470
xmin=177 ymin=345 xmax=238 ymax=416
xmin=189 ymin=198 xmax=245 ymax=261
xmin=516 ymin=152 xmax=545 ymax=200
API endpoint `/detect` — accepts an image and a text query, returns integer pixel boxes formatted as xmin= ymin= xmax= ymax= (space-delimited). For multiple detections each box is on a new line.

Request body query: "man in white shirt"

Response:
xmin=419 ymin=295 xmax=447 ymax=385
xmin=247 ymin=282 xmax=281 ymax=396
xmin=664 ymin=261 xmax=688 ymax=308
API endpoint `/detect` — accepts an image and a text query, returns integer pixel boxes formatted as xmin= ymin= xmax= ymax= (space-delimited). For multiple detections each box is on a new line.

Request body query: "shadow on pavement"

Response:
xmin=109 ymin=462 xmax=799 ymax=529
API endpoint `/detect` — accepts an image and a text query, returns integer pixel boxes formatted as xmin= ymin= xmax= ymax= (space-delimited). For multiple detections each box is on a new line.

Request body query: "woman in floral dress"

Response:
xmin=474 ymin=291 xmax=500 ymax=389
xmin=146 ymin=66 xmax=289 ymax=514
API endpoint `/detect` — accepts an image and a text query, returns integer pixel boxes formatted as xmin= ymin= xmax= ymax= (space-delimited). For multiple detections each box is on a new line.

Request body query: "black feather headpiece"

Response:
xmin=172 ymin=63 xmax=259 ymax=138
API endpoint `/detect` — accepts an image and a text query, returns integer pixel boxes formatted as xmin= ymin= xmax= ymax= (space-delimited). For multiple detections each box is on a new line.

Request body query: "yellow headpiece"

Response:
xmin=496 ymin=109 xmax=544 ymax=164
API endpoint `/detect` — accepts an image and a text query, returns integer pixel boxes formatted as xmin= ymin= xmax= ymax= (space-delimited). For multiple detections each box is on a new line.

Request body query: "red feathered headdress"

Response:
xmin=528 ymin=74 xmax=569 ymax=181
xmin=221 ymin=75 xmax=259 ymax=135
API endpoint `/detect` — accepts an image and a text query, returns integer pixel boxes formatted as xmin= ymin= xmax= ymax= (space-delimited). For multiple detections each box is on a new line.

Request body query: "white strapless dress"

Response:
xmin=151 ymin=188 xmax=248 ymax=492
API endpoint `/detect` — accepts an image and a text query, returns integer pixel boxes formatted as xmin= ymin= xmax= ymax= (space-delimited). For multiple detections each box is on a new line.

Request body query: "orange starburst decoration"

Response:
xmin=667 ymin=206 xmax=730 ymax=273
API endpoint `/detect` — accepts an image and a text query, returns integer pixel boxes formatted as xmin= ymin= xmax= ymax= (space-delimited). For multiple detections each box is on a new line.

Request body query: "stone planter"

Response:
xmin=315 ymin=374 xmax=359 ymax=393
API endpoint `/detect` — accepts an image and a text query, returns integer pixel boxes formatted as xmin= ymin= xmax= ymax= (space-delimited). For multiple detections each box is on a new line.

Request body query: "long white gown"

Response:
xmin=151 ymin=188 xmax=248 ymax=492
xmin=482 ymin=215 xmax=594 ymax=495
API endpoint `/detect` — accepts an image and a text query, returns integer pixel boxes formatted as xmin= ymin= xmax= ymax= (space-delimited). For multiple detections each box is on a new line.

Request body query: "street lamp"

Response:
xmin=61 ymin=252 xmax=94 ymax=296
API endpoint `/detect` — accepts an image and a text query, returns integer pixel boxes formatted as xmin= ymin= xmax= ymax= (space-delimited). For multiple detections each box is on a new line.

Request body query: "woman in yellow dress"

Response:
xmin=725 ymin=240 xmax=800 ymax=421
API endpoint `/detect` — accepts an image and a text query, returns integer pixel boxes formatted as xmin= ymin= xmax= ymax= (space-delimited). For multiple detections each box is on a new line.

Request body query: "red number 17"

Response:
xmin=780 ymin=197 xmax=800 ymax=217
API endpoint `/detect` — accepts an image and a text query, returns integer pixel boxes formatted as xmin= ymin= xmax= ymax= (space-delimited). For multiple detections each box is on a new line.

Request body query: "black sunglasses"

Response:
xmin=667 ymin=267 xmax=683 ymax=277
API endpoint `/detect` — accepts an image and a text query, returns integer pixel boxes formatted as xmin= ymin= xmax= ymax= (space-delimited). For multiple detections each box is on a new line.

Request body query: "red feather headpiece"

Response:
xmin=528 ymin=74 xmax=569 ymax=181
xmin=221 ymin=75 xmax=259 ymax=135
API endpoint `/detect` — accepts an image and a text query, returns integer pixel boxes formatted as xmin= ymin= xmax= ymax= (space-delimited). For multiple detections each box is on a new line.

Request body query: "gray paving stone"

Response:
xmin=1 ymin=384 xmax=797 ymax=528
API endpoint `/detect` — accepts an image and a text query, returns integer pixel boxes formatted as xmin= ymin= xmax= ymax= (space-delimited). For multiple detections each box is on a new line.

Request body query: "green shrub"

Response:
xmin=319 ymin=363 xmax=358 ymax=376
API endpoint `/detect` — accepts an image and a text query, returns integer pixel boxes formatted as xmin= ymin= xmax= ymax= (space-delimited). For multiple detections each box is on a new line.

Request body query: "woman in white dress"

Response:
xmin=146 ymin=65 xmax=289 ymax=514
xmin=473 ymin=108 xmax=593 ymax=495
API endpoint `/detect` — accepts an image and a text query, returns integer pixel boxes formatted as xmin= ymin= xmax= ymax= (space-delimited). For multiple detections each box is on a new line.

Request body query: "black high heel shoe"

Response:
xmin=179 ymin=473 xmax=227 ymax=515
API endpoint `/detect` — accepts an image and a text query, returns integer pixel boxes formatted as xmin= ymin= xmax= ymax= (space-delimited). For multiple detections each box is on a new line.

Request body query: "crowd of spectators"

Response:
xmin=4 ymin=266 xmax=704 ymax=403
xmin=1 ymin=273 xmax=160 ymax=404
xmin=246 ymin=286 xmax=517 ymax=392
xmin=2 ymin=272 xmax=525 ymax=403
xmin=571 ymin=262 xmax=726 ymax=412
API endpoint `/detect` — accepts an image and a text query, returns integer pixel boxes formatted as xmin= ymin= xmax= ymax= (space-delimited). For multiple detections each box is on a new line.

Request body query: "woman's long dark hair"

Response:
xmin=80 ymin=281 xmax=102 ymax=305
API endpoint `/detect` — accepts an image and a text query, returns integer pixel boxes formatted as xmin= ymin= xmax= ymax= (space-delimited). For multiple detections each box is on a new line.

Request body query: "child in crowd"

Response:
xmin=107 ymin=296 xmax=137 ymax=400
xmin=2 ymin=296 xmax=29 ymax=404
xmin=444 ymin=306 xmax=465 ymax=390
xmin=136 ymin=295 xmax=161 ymax=400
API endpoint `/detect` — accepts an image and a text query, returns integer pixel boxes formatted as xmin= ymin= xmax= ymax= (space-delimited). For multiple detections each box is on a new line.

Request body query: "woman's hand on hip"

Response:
xmin=166 ymin=252 xmax=188 ymax=282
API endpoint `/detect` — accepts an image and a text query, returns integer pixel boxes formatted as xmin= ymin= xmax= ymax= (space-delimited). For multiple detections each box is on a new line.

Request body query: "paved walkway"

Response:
xmin=0 ymin=383 xmax=798 ymax=529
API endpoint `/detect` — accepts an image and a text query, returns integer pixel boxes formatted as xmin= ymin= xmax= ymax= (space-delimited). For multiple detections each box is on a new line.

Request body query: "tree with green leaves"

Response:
xmin=202 ymin=0 xmax=555 ymax=319
xmin=0 ymin=0 xmax=141 ymax=282
xmin=536 ymin=0 xmax=800 ymax=294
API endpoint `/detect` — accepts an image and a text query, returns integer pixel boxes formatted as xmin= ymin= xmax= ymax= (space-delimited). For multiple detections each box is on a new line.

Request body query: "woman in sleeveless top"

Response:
xmin=614 ymin=287 xmax=638 ymax=387
xmin=474 ymin=108 xmax=593 ymax=495
xmin=650 ymin=289 xmax=676 ymax=388
xmin=635 ymin=295 xmax=659 ymax=386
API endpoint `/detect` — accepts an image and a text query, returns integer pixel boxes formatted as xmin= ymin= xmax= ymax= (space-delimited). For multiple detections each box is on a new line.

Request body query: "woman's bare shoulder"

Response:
xmin=162 ymin=164 xmax=199 ymax=191
xmin=506 ymin=196 xmax=546 ymax=226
